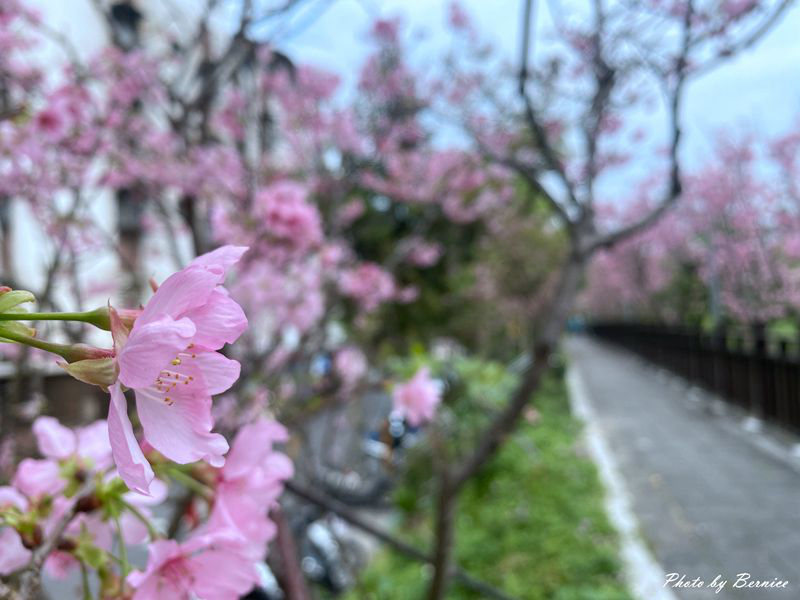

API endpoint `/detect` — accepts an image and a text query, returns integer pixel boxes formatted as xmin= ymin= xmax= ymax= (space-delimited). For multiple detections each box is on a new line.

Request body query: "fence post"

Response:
xmin=749 ymin=323 xmax=766 ymax=419
xmin=711 ymin=325 xmax=727 ymax=397
xmin=776 ymin=339 xmax=790 ymax=426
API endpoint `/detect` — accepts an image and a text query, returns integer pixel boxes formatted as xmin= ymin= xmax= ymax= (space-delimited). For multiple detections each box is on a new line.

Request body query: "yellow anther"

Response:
xmin=171 ymin=358 xmax=182 ymax=366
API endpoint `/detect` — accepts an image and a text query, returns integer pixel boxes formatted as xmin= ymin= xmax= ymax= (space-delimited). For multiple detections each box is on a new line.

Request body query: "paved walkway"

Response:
xmin=566 ymin=336 xmax=800 ymax=600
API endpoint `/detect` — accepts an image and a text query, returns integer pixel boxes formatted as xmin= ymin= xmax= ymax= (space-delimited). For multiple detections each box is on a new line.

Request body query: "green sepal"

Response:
xmin=0 ymin=505 xmax=24 ymax=529
xmin=0 ymin=321 xmax=36 ymax=341
xmin=97 ymin=477 xmax=129 ymax=520
xmin=59 ymin=459 xmax=84 ymax=498
xmin=74 ymin=527 xmax=109 ymax=571
xmin=58 ymin=358 xmax=117 ymax=391
xmin=0 ymin=290 xmax=35 ymax=313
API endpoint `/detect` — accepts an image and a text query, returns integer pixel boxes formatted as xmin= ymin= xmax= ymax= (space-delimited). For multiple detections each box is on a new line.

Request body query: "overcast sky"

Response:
xmin=272 ymin=0 xmax=800 ymax=164
xmin=35 ymin=0 xmax=800 ymax=165
xmin=15 ymin=0 xmax=800 ymax=316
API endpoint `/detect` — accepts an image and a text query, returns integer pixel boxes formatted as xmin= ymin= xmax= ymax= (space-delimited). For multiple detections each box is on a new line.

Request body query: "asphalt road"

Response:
xmin=567 ymin=336 xmax=800 ymax=600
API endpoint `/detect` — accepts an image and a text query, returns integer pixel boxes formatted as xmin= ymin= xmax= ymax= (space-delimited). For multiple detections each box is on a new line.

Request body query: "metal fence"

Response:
xmin=589 ymin=322 xmax=800 ymax=433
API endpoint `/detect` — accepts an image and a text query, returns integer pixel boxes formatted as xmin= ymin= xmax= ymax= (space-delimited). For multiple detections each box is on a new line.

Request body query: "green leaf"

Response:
xmin=0 ymin=290 xmax=35 ymax=313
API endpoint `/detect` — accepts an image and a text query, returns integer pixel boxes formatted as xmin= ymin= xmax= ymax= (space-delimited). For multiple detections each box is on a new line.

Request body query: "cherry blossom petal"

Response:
xmin=189 ymin=245 xmax=248 ymax=282
xmin=188 ymin=543 xmax=261 ymax=599
xmin=137 ymin=266 xmax=219 ymax=327
xmin=224 ymin=419 xmax=288 ymax=481
xmin=32 ymin=416 xmax=77 ymax=459
xmin=182 ymin=288 xmax=247 ymax=350
xmin=108 ymin=384 xmax=154 ymax=495
xmin=117 ymin=316 xmax=195 ymax=389
xmin=191 ymin=351 xmax=241 ymax=395
xmin=0 ymin=528 xmax=31 ymax=575
xmin=0 ymin=486 xmax=28 ymax=511
xmin=12 ymin=459 xmax=64 ymax=498
xmin=76 ymin=420 xmax=112 ymax=470
xmin=135 ymin=389 xmax=228 ymax=467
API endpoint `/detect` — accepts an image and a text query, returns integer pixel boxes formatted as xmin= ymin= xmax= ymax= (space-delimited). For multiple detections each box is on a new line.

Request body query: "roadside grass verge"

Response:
xmin=344 ymin=371 xmax=632 ymax=600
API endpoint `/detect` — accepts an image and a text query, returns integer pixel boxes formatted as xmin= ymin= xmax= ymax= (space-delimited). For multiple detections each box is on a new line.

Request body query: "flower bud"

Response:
xmin=75 ymin=494 xmax=102 ymax=513
xmin=60 ymin=344 xmax=115 ymax=364
xmin=20 ymin=524 xmax=43 ymax=549
xmin=56 ymin=538 xmax=78 ymax=553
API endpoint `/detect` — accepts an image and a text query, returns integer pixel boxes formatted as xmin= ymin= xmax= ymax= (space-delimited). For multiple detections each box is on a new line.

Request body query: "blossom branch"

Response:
xmin=284 ymin=481 xmax=519 ymax=600
xmin=585 ymin=0 xmax=694 ymax=253
xmin=18 ymin=478 xmax=97 ymax=599
xmin=517 ymin=0 xmax=582 ymax=211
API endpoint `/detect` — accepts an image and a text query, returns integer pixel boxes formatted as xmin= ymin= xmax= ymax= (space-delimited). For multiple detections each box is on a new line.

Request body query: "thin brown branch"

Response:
xmin=476 ymin=141 xmax=574 ymax=230
xmin=692 ymin=0 xmax=794 ymax=76
xmin=0 ymin=579 xmax=20 ymax=600
xmin=518 ymin=0 xmax=582 ymax=211
xmin=451 ymin=250 xmax=584 ymax=491
xmin=272 ymin=505 xmax=311 ymax=600
xmin=18 ymin=478 xmax=96 ymax=598
xmin=284 ymin=481 xmax=519 ymax=600
xmin=583 ymin=0 xmax=615 ymax=206
xmin=426 ymin=474 xmax=457 ymax=600
xmin=587 ymin=0 xmax=694 ymax=252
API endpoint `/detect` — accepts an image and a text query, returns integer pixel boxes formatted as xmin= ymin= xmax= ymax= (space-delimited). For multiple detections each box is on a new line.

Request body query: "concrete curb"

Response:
xmin=566 ymin=365 xmax=677 ymax=600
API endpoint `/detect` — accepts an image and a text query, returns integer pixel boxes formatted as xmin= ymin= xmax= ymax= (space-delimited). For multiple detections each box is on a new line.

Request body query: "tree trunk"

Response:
xmin=425 ymin=248 xmax=586 ymax=600
xmin=426 ymin=476 xmax=457 ymax=600
xmin=451 ymin=249 xmax=585 ymax=492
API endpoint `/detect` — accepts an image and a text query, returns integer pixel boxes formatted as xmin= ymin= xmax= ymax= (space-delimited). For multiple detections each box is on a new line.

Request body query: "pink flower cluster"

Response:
xmin=0 ymin=416 xmax=161 ymax=579
xmin=392 ymin=367 xmax=443 ymax=427
xmin=339 ymin=263 xmax=398 ymax=312
xmin=0 ymin=412 xmax=292 ymax=600
xmin=256 ymin=181 xmax=323 ymax=251
xmin=334 ymin=345 xmax=369 ymax=390
xmin=129 ymin=417 xmax=292 ymax=599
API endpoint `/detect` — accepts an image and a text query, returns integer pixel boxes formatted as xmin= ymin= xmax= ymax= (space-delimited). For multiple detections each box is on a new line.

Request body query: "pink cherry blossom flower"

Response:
xmin=392 ymin=367 xmax=443 ymax=427
xmin=206 ymin=418 xmax=293 ymax=558
xmin=406 ymin=238 xmax=442 ymax=268
xmin=127 ymin=530 xmax=260 ymax=600
xmin=334 ymin=346 xmax=368 ymax=390
xmin=255 ymin=181 xmax=323 ymax=250
xmin=33 ymin=416 xmax=112 ymax=470
xmin=0 ymin=486 xmax=31 ymax=575
xmin=339 ymin=263 xmax=397 ymax=312
xmin=109 ymin=245 xmax=249 ymax=493
xmin=15 ymin=418 xmax=114 ymax=499
xmin=12 ymin=459 xmax=64 ymax=498
xmin=32 ymin=417 xmax=74 ymax=460
xmin=44 ymin=477 xmax=168 ymax=579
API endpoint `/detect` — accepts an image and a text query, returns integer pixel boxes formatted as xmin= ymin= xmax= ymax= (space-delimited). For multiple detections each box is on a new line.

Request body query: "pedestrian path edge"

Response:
xmin=566 ymin=364 xmax=677 ymax=600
